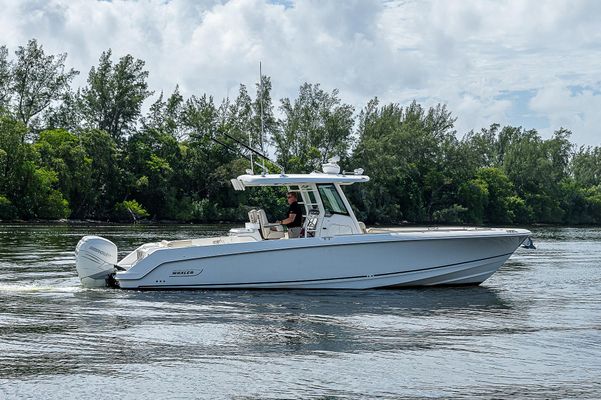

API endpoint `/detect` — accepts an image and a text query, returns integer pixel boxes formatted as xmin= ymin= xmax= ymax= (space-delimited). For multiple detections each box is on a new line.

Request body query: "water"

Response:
xmin=0 ymin=224 xmax=600 ymax=399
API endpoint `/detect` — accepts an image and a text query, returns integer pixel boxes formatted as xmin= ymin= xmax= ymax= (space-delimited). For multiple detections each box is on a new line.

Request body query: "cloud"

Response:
xmin=0 ymin=0 xmax=600 ymax=145
xmin=529 ymin=84 xmax=601 ymax=146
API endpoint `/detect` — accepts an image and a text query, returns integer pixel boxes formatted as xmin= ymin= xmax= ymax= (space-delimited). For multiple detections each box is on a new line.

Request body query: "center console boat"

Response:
xmin=75 ymin=159 xmax=532 ymax=289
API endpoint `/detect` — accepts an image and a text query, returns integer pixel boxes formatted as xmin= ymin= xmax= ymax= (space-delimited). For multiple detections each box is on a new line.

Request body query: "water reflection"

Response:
xmin=1 ymin=285 xmax=518 ymax=380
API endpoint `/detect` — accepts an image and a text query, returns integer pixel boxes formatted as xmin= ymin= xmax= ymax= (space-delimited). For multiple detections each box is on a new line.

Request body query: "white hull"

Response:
xmin=113 ymin=229 xmax=529 ymax=290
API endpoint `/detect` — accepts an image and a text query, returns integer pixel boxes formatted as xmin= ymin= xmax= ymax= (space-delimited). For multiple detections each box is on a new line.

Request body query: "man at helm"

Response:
xmin=277 ymin=191 xmax=303 ymax=238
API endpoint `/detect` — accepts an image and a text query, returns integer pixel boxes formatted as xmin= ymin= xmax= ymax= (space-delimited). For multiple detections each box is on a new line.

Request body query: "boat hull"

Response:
xmin=115 ymin=231 xmax=529 ymax=289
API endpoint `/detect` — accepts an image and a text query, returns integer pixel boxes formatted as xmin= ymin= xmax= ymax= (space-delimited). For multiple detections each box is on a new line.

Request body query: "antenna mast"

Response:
xmin=259 ymin=62 xmax=266 ymax=174
xmin=248 ymin=90 xmax=254 ymax=174
xmin=219 ymin=62 xmax=284 ymax=175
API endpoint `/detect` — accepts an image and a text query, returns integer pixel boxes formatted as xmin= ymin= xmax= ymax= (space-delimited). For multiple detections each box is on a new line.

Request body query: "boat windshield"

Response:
xmin=317 ymin=184 xmax=349 ymax=215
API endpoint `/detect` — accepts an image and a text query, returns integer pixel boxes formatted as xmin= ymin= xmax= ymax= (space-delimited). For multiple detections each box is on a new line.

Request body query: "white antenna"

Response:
xmin=259 ymin=62 xmax=266 ymax=174
xmin=248 ymin=100 xmax=254 ymax=174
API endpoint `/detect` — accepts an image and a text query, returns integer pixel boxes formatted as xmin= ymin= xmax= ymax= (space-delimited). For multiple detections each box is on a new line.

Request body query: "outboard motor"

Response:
xmin=75 ymin=236 xmax=118 ymax=288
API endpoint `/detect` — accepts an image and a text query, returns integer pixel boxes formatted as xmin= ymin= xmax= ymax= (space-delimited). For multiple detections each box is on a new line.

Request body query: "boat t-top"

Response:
xmin=75 ymin=157 xmax=532 ymax=289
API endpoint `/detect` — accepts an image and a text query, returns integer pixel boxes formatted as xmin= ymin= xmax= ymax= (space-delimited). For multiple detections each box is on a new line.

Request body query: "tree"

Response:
xmin=81 ymin=50 xmax=152 ymax=142
xmin=181 ymin=94 xmax=248 ymax=215
xmin=0 ymin=195 xmax=17 ymax=220
xmin=124 ymin=128 xmax=182 ymax=218
xmin=572 ymin=146 xmax=601 ymax=187
xmin=475 ymin=167 xmax=515 ymax=223
xmin=0 ymin=114 xmax=29 ymax=198
xmin=0 ymin=114 xmax=69 ymax=219
xmin=142 ymin=86 xmax=185 ymax=139
xmin=182 ymin=94 xmax=220 ymax=141
xmin=458 ymin=178 xmax=489 ymax=224
xmin=253 ymin=75 xmax=277 ymax=154
xmin=34 ymin=129 xmax=94 ymax=218
xmin=461 ymin=124 xmax=502 ymax=169
xmin=218 ymin=77 xmax=278 ymax=174
xmin=4 ymin=40 xmax=601 ymax=225
xmin=43 ymin=89 xmax=83 ymax=132
xmin=0 ymin=46 xmax=11 ymax=111
xmin=501 ymin=127 xmax=570 ymax=222
xmin=113 ymin=199 xmax=149 ymax=221
xmin=79 ymin=129 xmax=123 ymax=218
xmin=350 ymin=99 xmax=458 ymax=223
xmin=11 ymin=39 xmax=78 ymax=128
xmin=224 ymin=84 xmax=254 ymax=146
xmin=275 ymin=83 xmax=354 ymax=173
xmin=25 ymin=167 xmax=71 ymax=219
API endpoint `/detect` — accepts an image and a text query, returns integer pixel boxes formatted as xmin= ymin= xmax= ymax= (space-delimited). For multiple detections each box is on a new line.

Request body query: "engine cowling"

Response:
xmin=75 ymin=236 xmax=118 ymax=288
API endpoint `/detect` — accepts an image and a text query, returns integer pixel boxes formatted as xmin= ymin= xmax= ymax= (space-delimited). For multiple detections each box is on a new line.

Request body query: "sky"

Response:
xmin=1 ymin=0 xmax=600 ymax=146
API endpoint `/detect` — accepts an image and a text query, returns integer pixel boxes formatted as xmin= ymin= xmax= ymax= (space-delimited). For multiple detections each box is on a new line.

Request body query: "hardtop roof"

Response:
xmin=231 ymin=172 xmax=370 ymax=190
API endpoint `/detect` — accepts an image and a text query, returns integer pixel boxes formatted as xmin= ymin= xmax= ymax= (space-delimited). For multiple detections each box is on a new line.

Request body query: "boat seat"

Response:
xmin=257 ymin=209 xmax=285 ymax=240
xmin=358 ymin=221 xmax=367 ymax=234
xmin=248 ymin=209 xmax=260 ymax=224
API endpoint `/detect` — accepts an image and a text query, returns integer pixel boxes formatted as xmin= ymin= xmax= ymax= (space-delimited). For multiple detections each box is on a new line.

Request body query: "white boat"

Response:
xmin=75 ymin=159 xmax=532 ymax=290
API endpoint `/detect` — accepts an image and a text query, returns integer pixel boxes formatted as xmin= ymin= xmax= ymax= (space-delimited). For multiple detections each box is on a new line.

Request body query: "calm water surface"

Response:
xmin=0 ymin=224 xmax=600 ymax=399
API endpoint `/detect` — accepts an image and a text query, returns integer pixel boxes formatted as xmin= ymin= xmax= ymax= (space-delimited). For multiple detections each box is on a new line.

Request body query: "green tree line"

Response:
xmin=1 ymin=39 xmax=601 ymax=225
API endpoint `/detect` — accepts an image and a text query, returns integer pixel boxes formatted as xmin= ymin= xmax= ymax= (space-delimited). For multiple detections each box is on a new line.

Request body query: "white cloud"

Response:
xmin=0 ymin=0 xmax=600 ymax=145
xmin=529 ymin=84 xmax=601 ymax=146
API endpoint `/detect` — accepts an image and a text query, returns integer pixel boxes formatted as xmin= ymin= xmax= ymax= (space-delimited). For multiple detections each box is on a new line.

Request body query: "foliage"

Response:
xmin=113 ymin=199 xmax=149 ymax=221
xmin=475 ymin=167 xmax=515 ymax=223
xmin=124 ymin=128 xmax=179 ymax=218
xmin=433 ymin=204 xmax=467 ymax=224
xmin=10 ymin=39 xmax=78 ymax=129
xmin=80 ymin=50 xmax=152 ymax=142
xmin=79 ymin=128 xmax=123 ymax=219
xmin=34 ymin=129 xmax=93 ymax=218
xmin=31 ymin=168 xmax=71 ymax=219
xmin=143 ymin=86 xmax=185 ymax=139
xmin=0 ymin=195 xmax=17 ymax=220
xmin=350 ymin=99 xmax=458 ymax=223
xmin=274 ymin=83 xmax=354 ymax=173
xmin=0 ymin=46 xmax=11 ymax=110
xmin=572 ymin=146 xmax=601 ymax=187
xmin=1 ymin=38 xmax=601 ymax=225
xmin=458 ymin=178 xmax=488 ymax=224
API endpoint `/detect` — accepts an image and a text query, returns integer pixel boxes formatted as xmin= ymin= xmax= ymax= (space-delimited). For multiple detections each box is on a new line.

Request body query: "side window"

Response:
xmin=318 ymin=184 xmax=349 ymax=215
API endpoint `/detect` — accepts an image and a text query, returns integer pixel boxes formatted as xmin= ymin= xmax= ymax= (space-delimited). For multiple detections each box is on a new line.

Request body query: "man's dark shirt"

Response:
xmin=286 ymin=201 xmax=303 ymax=228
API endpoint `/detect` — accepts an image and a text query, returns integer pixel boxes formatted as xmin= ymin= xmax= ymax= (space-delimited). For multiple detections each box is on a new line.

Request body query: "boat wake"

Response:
xmin=0 ymin=282 xmax=82 ymax=293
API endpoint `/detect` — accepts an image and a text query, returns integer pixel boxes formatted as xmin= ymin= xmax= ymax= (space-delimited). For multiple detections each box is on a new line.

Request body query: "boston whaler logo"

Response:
xmin=170 ymin=268 xmax=203 ymax=277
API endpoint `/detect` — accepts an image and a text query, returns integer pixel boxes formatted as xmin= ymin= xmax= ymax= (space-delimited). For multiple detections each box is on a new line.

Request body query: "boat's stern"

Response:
xmin=75 ymin=236 xmax=118 ymax=288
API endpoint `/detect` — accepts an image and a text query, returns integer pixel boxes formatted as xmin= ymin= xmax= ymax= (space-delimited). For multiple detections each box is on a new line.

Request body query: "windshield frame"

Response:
xmin=317 ymin=184 xmax=349 ymax=216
